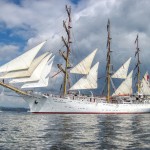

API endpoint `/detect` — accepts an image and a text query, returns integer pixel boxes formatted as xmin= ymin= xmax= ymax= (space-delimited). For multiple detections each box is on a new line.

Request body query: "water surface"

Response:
xmin=0 ymin=112 xmax=150 ymax=149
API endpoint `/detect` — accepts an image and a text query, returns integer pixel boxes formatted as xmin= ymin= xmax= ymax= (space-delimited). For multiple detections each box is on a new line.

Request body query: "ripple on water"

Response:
xmin=0 ymin=113 xmax=150 ymax=149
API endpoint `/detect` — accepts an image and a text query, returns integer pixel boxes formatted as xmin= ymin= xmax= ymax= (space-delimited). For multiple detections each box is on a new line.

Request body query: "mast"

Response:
xmin=135 ymin=34 xmax=141 ymax=93
xmin=57 ymin=5 xmax=72 ymax=95
xmin=106 ymin=19 xmax=112 ymax=102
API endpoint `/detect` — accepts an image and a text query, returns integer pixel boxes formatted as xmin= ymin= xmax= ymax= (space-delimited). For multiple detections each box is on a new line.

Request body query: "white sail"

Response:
xmin=0 ymin=41 xmax=46 ymax=73
xmin=21 ymin=56 xmax=54 ymax=89
xmin=70 ymin=49 xmax=97 ymax=75
xmin=69 ymin=62 xmax=99 ymax=90
xmin=9 ymin=53 xmax=52 ymax=83
xmin=141 ymin=72 xmax=150 ymax=95
xmin=112 ymin=57 xmax=131 ymax=79
xmin=112 ymin=70 xmax=133 ymax=96
xmin=0 ymin=52 xmax=49 ymax=79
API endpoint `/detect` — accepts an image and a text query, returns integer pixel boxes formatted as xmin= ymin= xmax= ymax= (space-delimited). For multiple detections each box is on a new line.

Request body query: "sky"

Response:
xmin=0 ymin=0 xmax=150 ymax=107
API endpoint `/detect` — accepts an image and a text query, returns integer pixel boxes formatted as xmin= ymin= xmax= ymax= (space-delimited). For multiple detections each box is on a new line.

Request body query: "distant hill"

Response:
xmin=0 ymin=106 xmax=29 ymax=112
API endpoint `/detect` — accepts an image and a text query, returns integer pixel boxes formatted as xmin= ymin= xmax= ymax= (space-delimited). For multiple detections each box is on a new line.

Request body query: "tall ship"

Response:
xmin=0 ymin=6 xmax=150 ymax=114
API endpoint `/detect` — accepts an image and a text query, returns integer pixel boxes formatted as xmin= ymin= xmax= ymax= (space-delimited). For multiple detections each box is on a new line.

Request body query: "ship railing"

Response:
xmin=144 ymin=100 xmax=150 ymax=104
xmin=50 ymin=94 xmax=105 ymax=102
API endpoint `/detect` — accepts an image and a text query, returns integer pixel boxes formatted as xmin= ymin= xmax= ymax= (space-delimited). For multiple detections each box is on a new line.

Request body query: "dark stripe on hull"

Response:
xmin=32 ymin=112 xmax=149 ymax=114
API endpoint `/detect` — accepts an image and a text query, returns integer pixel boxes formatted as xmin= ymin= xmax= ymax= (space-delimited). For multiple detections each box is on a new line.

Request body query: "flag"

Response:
xmin=147 ymin=74 xmax=149 ymax=81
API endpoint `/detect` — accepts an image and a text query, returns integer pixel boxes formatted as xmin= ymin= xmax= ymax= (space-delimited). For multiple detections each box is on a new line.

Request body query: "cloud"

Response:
xmin=0 ymin=93 xmax=28 ymax=108
xmin=0 ymin=44 xmax=19 ymax=63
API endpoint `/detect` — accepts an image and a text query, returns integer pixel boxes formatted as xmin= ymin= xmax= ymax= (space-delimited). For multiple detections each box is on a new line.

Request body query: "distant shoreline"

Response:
xmin=0 ymin=106 xmax=29 ymax=112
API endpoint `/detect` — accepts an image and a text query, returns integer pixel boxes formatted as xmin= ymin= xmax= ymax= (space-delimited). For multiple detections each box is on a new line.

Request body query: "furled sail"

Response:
xmin=70 ymin=49 xmax=97 ymax=75
xmin=0 ymin=52 xmax=49 ymax=79
xmin=141 ymin=72 xmax=150 ymax=95
xmin=21 ymin=56 xmax=55 ymax=89
xmin=0 ymin=41 xmax=46 ymax=73
xmin=111 ymin=57 xmax=131 ymax=79
xmin=112 ymin=70 xmax=133 ymax=96
xmin=69 ymin=62 xmax=99 ymax=90
xmin=9 ymin=53 xmax=52 ymax=83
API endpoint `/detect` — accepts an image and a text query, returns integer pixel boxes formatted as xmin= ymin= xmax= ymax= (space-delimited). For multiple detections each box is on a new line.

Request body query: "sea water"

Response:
xmin=0 ymin=112 xmax=150 ymax=149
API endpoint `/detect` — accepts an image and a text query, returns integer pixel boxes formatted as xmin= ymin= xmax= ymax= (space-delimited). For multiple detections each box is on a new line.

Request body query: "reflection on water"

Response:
xmin=0 ymin=112 xmax=150 ymax=149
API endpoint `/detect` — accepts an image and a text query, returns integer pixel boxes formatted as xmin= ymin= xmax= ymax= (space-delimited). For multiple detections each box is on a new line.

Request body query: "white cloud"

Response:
xmin=0 ymin=44 xmax=19 ymax=63
xmin=0 ymin=92 xmax=28 ymax=108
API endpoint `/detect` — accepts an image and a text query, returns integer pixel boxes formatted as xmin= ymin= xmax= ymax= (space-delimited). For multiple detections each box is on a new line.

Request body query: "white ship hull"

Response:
xmin=23 ymin=95 xmax=150 ymax=114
